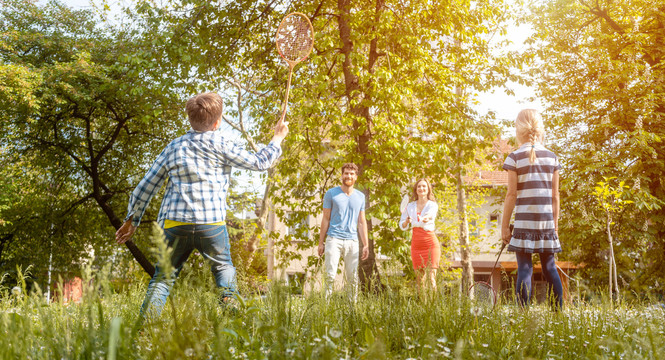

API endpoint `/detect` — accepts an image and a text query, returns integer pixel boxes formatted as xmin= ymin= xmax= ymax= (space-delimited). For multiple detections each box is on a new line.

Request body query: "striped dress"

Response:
xmin=503 ymin=142 xmax=562 ymax=254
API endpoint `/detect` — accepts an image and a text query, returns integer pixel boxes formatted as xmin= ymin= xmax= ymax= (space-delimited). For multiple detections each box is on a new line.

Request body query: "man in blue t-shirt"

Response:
xmin=318 ymin=163 xmax=369 ymax=299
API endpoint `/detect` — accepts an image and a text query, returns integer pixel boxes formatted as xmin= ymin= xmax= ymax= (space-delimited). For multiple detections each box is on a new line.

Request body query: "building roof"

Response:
xmin=459 ymin=170 xmax=509 ymax=187
xmin=453 ymin=138 xmax=512 ymax=187
xmin=479 ymin=171 xmax=509 ymax=186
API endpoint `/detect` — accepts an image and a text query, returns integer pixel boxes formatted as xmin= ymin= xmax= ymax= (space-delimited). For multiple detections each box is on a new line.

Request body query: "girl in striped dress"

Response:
xmin=501 ymin=109 xmax=563 ymax=310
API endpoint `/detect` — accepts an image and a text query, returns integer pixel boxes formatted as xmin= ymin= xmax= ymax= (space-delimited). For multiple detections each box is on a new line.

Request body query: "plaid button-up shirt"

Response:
xmin=125 ymin=129 xmax=281 ymax=227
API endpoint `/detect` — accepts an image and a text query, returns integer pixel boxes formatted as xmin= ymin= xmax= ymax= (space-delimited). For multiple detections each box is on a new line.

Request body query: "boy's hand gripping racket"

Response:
xmin=275 ymin=12 xmax=314 ymax=124
xmin=468 ymin=224 xmax=513 ymax=309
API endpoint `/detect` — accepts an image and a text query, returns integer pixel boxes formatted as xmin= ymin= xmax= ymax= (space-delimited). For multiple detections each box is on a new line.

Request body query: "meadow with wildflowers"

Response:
xmin=1 ymin=265 xmax=664 ymax=360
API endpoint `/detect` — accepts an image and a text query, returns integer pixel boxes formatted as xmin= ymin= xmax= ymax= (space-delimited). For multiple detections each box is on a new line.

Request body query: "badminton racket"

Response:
xmin=400 ymin=194 xmax=409 ymax=215
xmin=275 ymin=12 xmax=314 ymax=124
xmin=468 ymin=224 xmax=513 ymax=308
xmin=399 ymin=194 xmax=410 ymax=227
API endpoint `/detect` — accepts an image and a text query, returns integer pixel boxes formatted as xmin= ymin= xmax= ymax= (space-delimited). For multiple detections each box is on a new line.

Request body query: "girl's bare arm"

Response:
xmin=552 ymin=170 xmax=560 ymax=232
xmin=501 ymin=170 xmax=518 ymax=243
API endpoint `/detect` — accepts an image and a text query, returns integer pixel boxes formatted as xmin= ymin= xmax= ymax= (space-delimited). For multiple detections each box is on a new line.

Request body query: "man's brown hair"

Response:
xmin=185 ymin=93 xmax=224 ymax=131
xmin=341 ymin=162 xmax=359 ymax=174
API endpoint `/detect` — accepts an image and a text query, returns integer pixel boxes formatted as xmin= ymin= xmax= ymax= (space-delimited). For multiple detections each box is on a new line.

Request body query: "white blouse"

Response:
xmin=399 ymin=200 xmax=438 ymax=232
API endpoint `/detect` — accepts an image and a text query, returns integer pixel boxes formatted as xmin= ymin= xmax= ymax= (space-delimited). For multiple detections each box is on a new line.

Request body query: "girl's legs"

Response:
xmin=515 ymin=251 xmax=533 ymax=307
xmin=539 ymin=253 xmax=564 ymax=310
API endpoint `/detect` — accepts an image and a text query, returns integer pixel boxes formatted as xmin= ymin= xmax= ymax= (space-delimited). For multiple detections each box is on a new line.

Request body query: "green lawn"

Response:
xmin=1 ymin=270 xmax=664 ymax=359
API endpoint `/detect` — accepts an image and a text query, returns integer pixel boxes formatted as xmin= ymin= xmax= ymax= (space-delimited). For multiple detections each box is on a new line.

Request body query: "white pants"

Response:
xmin=324 ymin=237 xmax=359 ymax=300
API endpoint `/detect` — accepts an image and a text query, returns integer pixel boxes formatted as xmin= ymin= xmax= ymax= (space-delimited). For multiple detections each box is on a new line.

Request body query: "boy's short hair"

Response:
xmin=185 ymin=93 xmax=224 ymax=131
xmin=341 ymin=163 xmax=358 ymax=174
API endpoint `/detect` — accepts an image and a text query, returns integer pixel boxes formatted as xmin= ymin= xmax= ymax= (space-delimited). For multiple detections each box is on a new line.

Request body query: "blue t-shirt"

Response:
xmin=323 ymin=186 xmax=366 ymax=240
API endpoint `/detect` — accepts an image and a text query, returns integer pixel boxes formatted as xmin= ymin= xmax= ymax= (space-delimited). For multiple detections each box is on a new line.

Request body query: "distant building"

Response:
xmin=53 ymin=276 xmax=84 ymax=303
xmin=264 ymin=210 xmax=331 ymax=294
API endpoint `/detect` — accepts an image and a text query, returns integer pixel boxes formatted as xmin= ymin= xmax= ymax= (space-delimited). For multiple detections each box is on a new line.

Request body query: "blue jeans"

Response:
xmin=139 ymin=224 xmax=236 ymax=318
xmin=515 ymin=252 xmax=563 ymax=310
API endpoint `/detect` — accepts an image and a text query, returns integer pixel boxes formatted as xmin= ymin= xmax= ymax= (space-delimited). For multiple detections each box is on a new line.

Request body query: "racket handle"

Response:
xmin=279 ymin=67 xmax=294 ymax=124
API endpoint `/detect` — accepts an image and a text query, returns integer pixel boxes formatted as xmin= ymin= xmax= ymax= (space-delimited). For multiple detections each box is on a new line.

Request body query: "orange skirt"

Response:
xmin=411 ymin=227 xmax=440 ymax=270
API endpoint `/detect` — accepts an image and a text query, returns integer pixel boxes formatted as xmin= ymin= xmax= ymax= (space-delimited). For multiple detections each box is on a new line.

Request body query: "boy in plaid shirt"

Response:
xmin=116 ymin=92 xmax=288 ymax=318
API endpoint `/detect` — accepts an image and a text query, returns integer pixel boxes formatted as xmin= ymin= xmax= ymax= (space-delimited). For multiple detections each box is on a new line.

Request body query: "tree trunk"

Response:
xmin=0 ymin=234 xmax=12 ymax=269
xmin=607 ymin=211 xmax=618 ymax=302
xmin=96 ymin=195 xmax=155 ymax=277
xmin=221 ymin=78 xmax=276 ymax=256
xmin=337 ymin=0 xmax=384 ymax=293
xmin=456 ymin=162 xmax=473 ymax=292
xmin=246 ymin=169 xmax=274 ymax=253
xmin=357 ymin=188 xmax=384 ymax=293
xmin=89 ymin=115 xmax=155 ymax=277
xmin=613 ymin=254 xmax=619 ymax=295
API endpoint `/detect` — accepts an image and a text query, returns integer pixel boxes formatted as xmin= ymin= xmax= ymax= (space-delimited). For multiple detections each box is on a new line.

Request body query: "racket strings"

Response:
xmin=472 ymin=282 xmax=496 ymax=305
xmin=277 ymin=15 xmax=313 ymax=62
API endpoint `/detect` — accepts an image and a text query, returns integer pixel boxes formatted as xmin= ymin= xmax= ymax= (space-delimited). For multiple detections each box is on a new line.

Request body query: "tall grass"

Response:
xmin=1 ymin=265 xmax=664 ymax=359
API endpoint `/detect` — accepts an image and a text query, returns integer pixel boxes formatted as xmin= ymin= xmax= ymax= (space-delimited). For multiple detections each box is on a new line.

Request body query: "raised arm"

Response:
xmin=221 ymin=120 xmax=288 ymax=171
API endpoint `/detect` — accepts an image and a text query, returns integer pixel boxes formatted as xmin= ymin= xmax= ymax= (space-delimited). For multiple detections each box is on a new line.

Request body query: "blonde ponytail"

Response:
xmin=528 ymin=131 xmax=537 ymax=163
xmin=515 ymin=109 xmax=545 ymax=164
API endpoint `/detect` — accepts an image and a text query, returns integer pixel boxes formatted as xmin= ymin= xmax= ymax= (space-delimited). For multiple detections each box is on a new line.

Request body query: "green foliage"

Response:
xmin=593 ymin=177 xmax=634 ymax=301
xmin=528 ymin=0 xmax=665 ymax=293
xmin=224 ymin=179 xmax=269 ymax=291
xmin=594 ymin=177 xmax=633 ymax=215
xmin=266 ymin=1 xmax=516 ymax=277
xmin=114 ymin=0 xmax=523 ymax=286
xmin=9 ymin=0 xmax=522 ymax=290
xmin=0 ymin=0 xmax=186 ymax=276
xmin=0 ymin=150 xmax=115 ymax=278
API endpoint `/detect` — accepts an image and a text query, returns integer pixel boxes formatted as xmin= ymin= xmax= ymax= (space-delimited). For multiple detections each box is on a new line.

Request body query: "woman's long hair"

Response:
xmin=411 ymin=178 xmax=436 ymax=202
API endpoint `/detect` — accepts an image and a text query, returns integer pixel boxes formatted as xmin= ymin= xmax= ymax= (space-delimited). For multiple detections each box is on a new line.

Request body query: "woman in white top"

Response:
xmin=400 ymin=178 xmax=440 ymax=291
